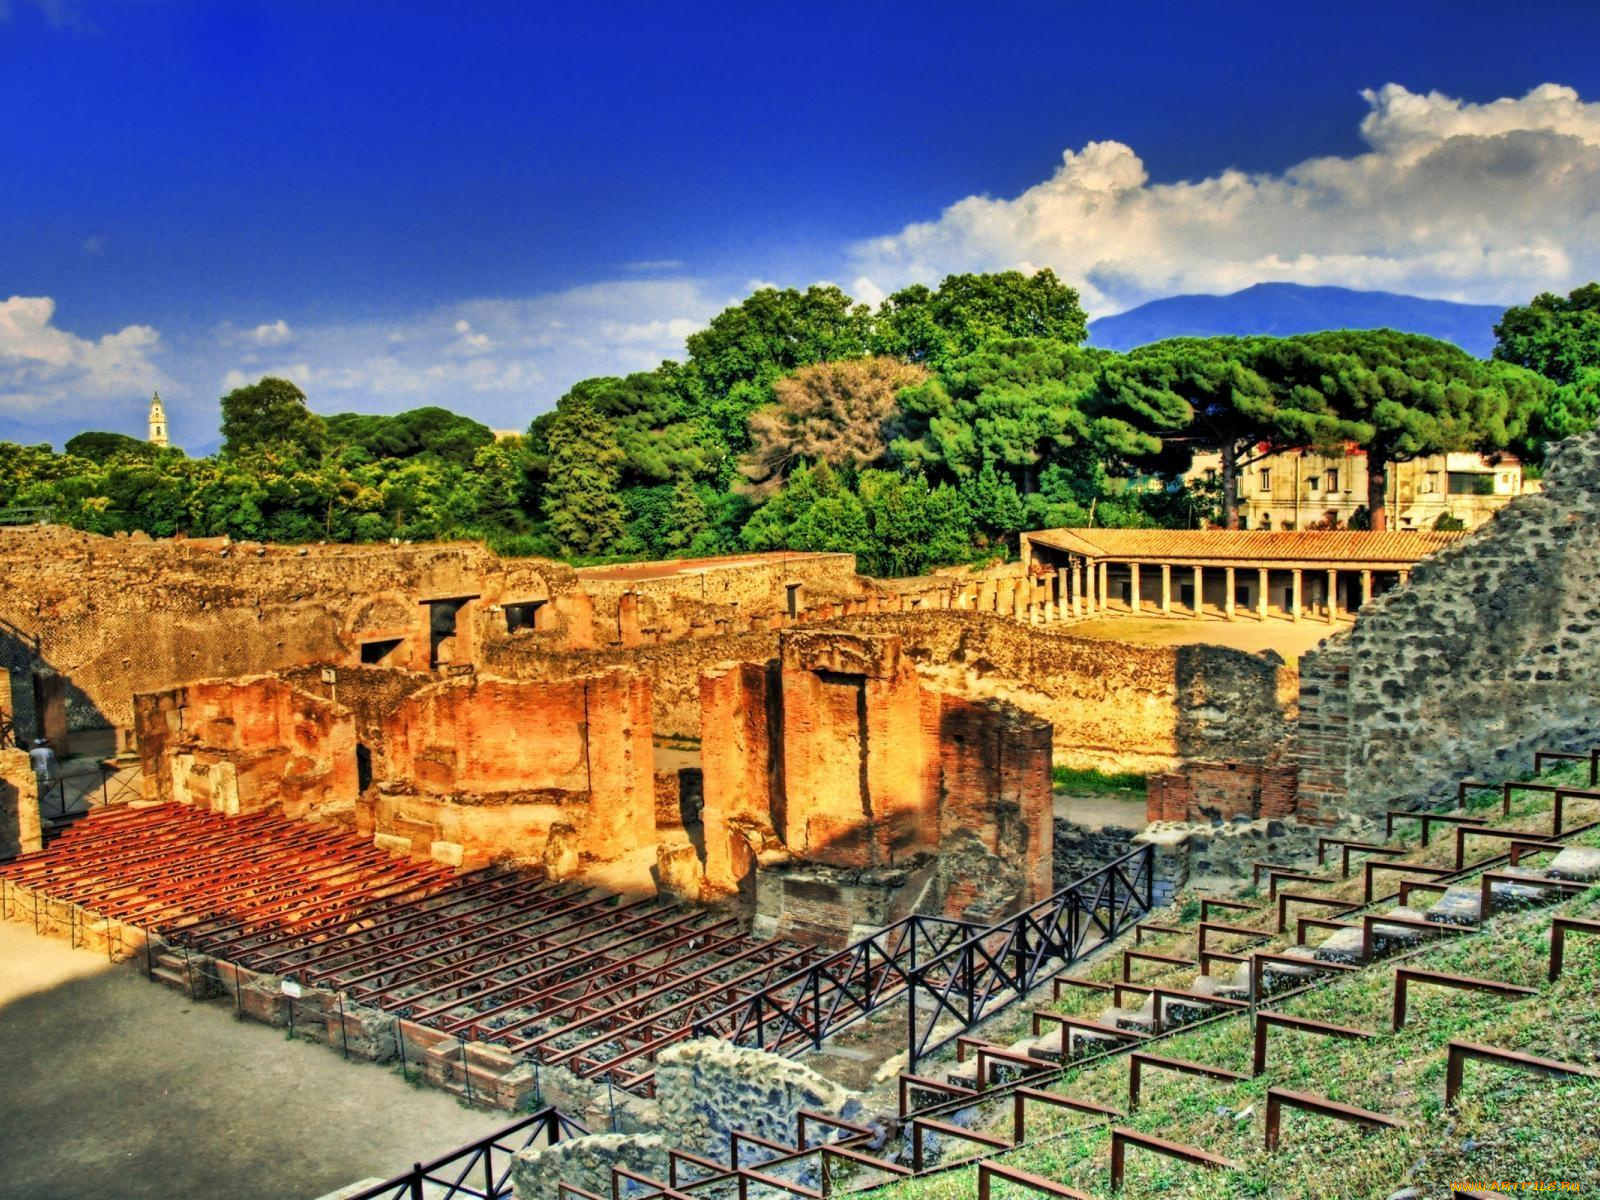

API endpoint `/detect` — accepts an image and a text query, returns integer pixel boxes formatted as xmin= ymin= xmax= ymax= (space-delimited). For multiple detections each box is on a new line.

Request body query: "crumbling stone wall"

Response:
xmin=0 ymin=528 xmax=578 ymax=734
xmin=0 ymin=747 xmax=43 ymax=858
xmin=1146 ymin=761 xmax=1302 ymax=824
xmin=1053 ymin=820 xmax=1136 ymax=889
xmin=509 ymin=1039 xmax=871 ymax=1200
xmin=373 ymin=669 xmax=658 ymax=882
xmin=697 ymin=630 xmax=1054 ymax=942
xmin=134 ymin=676 xmax=358 ymax=818
xmin=1290 ymin=430 xmax=1600 ymax=818
xmin=831 ymin=611 xmax=1294 ymax=773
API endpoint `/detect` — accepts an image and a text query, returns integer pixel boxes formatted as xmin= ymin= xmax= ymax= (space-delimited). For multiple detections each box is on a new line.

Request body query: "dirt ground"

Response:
xmin=1067 ymin=613 xmax=1343 ymax=663
xmin=1054 ymin=791 xmax=1148 ymax=829
xmin=0 ymin=921 xmax=512 ymax=1200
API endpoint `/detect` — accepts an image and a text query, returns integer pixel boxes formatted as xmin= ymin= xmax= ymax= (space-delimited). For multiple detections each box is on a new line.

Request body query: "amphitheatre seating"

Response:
xmin=871 ymin=746 xmax=1600 ymax=1198
xmin=558 ymin=744 xmax=1600 ymax=1200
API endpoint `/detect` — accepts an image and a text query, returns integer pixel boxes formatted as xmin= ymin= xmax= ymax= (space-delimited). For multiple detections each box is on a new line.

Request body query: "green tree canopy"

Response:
xmin=220 ymin=376 xmax=327 ymax=458
xmin=1492 ymin=283 xmax=1600 ymax=453
xmin=561 ymin=369 xmax=716 ymax=486
xmin=684 ymin=285 xmax=874 ymax=455
xmin=1088 ymin=336 xmax=1362 ymax=529
xmin=1285 ymin=330 xmax=1550 ymax=530
xmin=540 ymin=393 xmax=626 ymax=556
xmin=892 ymin=338 xmax=1104 ymax=495
xmin=62 ymin=431 xmax=152 ymax=463
xmin=325 ymin=406 xmax=495 ymax=466
xmin=873 ymin=269 xmax=1088 ymax=370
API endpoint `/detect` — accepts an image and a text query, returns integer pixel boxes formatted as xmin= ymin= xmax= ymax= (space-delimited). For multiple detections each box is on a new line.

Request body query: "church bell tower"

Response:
xmin=147 ymin=391 xmax=169 ymax=448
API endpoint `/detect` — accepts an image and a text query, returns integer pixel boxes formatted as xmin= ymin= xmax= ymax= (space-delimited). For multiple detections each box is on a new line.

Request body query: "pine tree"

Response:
xmin=542 ymin=395 xmax=626 ymax=555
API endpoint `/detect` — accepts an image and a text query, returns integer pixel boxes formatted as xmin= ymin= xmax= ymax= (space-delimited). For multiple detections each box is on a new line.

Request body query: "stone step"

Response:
xmin=1548 ymin=847 xmax=1600 ymax=882
xmin=1426 ymin=884 xmax=1483 ymax=926
xmin=149 ymin=965 xmax=191 ymax=993
xmin=1490 ymin=866 xmax=1564 ymax=906
xmin=1312 ymin=929 xmax=1366 ymax=964
xmin=1101 ymin=1003 xmax=1156 ymax=1034
xmin=1262 ymin=946 xmax=1332 ymax=990
xmin=1366 ymin=906 xmax=1430 ymax=956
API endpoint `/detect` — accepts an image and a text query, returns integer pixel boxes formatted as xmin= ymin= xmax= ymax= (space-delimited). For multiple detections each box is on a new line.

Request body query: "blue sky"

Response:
xmin=5 ymin=0 xmax=1600 ymax=450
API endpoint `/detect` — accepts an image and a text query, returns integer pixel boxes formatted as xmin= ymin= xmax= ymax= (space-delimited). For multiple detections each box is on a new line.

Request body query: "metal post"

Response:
xmin=338 ymin=992 xmax=350 ymax=1060
xmin=397 ymin=1022 xmax=409 ymax=1079
xmin=460 ymin=1040 xmax=474 ymax=1105
xmin=606 ymin=1073 xmax=617 ymax=1132
xmin=409 ymin=1164 xmax=424 ymax=1200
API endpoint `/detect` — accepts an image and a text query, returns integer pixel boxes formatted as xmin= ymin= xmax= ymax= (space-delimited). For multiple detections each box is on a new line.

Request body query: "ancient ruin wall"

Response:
xmin=698 ymin=630 xmax=1054 ymax=940
xmin=1293 ymin=430 xmax=1600 ymax=817
xmin=0 ymin=747 xmax=42 ymax=858
xmin=830 ymin=610 xmax=1294 ymax=773
xmin=134 ymin=676 xmax=359 ymax=818
xmin=0 ymin=528 xmax=577 ymax=735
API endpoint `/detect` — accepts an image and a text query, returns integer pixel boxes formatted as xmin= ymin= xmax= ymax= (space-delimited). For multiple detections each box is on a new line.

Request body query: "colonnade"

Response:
xmin=997 ymin=555 xmax=1415 ymax=625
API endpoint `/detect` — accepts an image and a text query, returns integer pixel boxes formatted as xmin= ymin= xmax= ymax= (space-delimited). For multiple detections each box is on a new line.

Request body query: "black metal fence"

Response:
xmin=337 ymin=1107 xmax=589 ymax=1200
xmin=37 ymin=763 xmax=141 ymax=827
xmin=693 ymin=844 xmax=1156 ymax=1073
xmin=692 ymin=910 xmax=981 ymax=1055
xmin=905 ymin=842 xmax=1154 ymax=1068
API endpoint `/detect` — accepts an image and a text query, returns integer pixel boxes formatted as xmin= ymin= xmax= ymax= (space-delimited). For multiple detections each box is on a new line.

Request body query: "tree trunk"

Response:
xmin=1220 ymin=439 xmax=1240 ymax=530
xmin=1367 ymin=452 xmax=1389 ymax=532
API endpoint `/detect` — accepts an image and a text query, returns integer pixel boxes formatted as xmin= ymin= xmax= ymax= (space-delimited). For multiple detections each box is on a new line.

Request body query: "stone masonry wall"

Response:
xmin=134 ymin=676 xmax=359 ymax=819
xmin=0 ymin=527 xmax=578 ymax=735
xmin=509 ymin=1039 xmax=872 ymax=1200
xmin=0 ymin=747 xmax=43 ymax=859
xmin=832 ymin=611 xmax=1294 ymax=773
xmin=1291 ymin=430 xmax=1600 ymax=817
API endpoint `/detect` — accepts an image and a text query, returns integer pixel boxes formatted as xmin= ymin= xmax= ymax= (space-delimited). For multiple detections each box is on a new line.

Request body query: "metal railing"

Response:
xmin=692 ymin=844 xmax=1155 ymax=1074
xmin=690 ymin=910 xmax=981 ymax=1057
xmin=337 ymin=1107 xmax=589 ymax=1200
xmin=903 ymin=843 xmax=1154 ymax=1069
xmin=37 ymin=762 xmax=142 ymax=827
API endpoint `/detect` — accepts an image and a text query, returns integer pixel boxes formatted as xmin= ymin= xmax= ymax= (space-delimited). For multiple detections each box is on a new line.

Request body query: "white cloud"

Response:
xmin=213 ymin=279 xmax=722 ymax=428
xmin=851 ymin=82 xmax=1600 ymax=314
xmin=216 ymin=318 xmax=294 ymax=348
xmin=622 ymin=259 xmax=685 ymax=272
xmin=248 ymin=319 xmax=293 ymax=346
xmin=0 ymin=295 xmax=165 ymax=417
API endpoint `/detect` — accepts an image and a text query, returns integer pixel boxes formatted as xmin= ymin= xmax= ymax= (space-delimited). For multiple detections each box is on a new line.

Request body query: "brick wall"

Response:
xmin=1146 ymin=760 xmax=1307 ymax=825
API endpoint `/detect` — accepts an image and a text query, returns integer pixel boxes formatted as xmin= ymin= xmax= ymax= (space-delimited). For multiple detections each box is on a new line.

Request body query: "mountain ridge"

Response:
xmin=1087 ymin=282 xmax=1509 ymax=357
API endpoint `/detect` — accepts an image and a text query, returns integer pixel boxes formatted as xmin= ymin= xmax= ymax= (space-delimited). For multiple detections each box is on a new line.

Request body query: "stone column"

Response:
xmin=1399 ymin=568 xmax=1412 ymax=588
xmin=1129 ymin=562 xmax=1141 ymax=614
xmin=1257 ymin=567 xmax=1269 ymax=621
xmin=1160 ymin=564 xmax=1171 ymax=613
xmin=1326 ymin=568 xmax=1338 ymax=623
xmin=1291 ymin=569 xmax=1303 ymax=623
xmin=1224 ymin=566 xmax=1236 ymax=621
xmin=1360 ymin=569 xmax=1373 ymax=608
xmin=1098 ymin=560 xmax=1109 ymax=614
xmin=1191 ymin=565 xmax=1203 ymax=618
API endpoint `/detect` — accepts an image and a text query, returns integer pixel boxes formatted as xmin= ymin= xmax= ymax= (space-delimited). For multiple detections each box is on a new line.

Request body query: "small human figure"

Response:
xmin=29 ymin=737 xmax=58 ymax=795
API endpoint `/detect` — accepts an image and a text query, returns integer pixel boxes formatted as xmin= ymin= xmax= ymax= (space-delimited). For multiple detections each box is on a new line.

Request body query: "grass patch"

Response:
xmin=1053 ymin=766 xmax=1147 ymax=795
